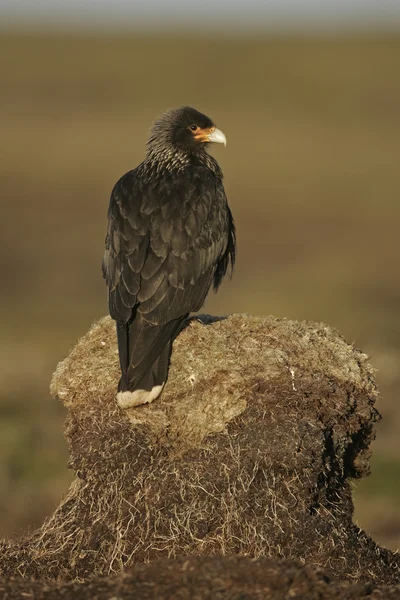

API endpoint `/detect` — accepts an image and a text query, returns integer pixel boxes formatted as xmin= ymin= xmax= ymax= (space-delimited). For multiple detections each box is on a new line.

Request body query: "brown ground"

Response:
xmin=0 ymin=32 xmax=399 ymax=551
xmin=1 ymin=556 xmax=400 ymax=600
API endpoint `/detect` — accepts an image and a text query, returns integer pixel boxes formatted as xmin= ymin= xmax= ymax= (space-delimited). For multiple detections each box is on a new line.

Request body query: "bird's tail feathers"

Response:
xmin=117 ymin=314 xmax=186 ymax=396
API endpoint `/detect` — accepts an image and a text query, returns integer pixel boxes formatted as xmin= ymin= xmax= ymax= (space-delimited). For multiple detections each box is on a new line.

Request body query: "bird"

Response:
xmin=102 ymin=106 xmax=235 ymax=409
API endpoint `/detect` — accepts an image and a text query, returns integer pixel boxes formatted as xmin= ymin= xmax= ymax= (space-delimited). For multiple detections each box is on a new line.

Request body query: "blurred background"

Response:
xmin=0 ymin=0 xmax=399 ymax=550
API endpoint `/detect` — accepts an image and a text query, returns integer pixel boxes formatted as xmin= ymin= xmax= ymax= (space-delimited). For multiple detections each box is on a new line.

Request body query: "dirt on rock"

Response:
xmin=0 ymin=314 xmax=399 ymax=592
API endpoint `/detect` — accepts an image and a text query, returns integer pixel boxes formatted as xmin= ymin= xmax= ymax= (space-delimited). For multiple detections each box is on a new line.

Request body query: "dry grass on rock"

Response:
xmin=0 ymin=314 xmax=398 ymax=587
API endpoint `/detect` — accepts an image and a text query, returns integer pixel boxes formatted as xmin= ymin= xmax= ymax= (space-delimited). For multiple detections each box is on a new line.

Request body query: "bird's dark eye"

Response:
xmin=189 ymin=124 xmax=199 ymax=132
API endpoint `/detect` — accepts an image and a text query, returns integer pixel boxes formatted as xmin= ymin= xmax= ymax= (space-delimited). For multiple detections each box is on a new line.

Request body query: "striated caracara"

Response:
xmin=102 ymin=107 xmax=235 ymax=408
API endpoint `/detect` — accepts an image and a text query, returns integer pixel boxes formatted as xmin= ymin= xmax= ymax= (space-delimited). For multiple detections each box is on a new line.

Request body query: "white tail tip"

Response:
xmin=116 ymin=384 xmax=164 ymax=409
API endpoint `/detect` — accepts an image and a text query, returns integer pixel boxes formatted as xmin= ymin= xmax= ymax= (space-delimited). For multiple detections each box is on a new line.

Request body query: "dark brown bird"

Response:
xmin=102 ymin=107 xmax=235 ymax=408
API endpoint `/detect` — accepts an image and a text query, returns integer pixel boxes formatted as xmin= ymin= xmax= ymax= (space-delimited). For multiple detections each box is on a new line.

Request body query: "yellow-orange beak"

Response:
xmin=194 ymin=126 xmax=227 ymax=146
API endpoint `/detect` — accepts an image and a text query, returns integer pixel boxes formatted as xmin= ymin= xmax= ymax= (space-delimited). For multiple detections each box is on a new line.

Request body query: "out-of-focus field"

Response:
xmin=0 ymin=32 xmax=399 ymax=549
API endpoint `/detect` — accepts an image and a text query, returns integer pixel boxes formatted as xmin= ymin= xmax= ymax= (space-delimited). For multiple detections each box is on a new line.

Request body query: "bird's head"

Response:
xmin=146 ymin=107 xmax=226 ymax=167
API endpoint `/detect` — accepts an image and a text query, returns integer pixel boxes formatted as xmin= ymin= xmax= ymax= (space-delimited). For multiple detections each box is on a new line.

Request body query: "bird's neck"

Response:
xmin=144 ymin=143 xmax=222 ymax=177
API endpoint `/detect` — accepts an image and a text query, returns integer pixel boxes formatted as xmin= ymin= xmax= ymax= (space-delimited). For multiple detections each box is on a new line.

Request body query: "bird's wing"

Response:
xmin=102 ymin=169 xmax=148 ymax=323
xmin=103 ymin=167 xmax=231 ymax=325
xmin=213 ymin=203 xmax=236 ymax=291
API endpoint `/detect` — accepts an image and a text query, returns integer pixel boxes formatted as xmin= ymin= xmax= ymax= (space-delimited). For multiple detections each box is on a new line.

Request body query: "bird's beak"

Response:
xmin=195 ymin=127 xmax=227 ymax=146
xmin=207 ymin=127 xmax=227 ymax=146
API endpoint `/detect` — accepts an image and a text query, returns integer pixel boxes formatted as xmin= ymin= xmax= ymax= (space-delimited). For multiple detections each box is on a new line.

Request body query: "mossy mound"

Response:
xmin=0 ymin=314 xmax=398 ymax=586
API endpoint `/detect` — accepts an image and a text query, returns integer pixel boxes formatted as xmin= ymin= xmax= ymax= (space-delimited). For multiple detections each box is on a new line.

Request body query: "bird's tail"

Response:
xmin=116 ymin=314 xmax=186 ymax=408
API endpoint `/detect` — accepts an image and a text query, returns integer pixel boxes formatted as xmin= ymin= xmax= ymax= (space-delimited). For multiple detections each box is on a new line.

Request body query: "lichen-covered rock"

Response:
xmin=0 ymin=314 xmax=398 ymax=585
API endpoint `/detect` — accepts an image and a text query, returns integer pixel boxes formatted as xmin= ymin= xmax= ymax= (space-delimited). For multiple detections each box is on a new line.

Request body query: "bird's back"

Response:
xmin=103 ymin=162 xmax=234 ymax=327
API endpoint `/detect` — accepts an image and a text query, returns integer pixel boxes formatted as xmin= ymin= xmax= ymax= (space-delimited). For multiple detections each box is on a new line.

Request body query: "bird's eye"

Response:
xmin=189 ymin=124 xmax=199 ymax=132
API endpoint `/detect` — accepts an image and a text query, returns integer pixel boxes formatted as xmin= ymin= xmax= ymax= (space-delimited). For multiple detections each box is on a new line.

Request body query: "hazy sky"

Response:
xmin=1 ymin=0 xmax=400 ymax=30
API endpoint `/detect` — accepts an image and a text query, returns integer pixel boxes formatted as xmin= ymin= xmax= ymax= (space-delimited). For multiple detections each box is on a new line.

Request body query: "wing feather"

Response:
xmin=138 ymin=269 xmax=167 ymax=303
xmin=141 ymin=249 xmax=167 ymax=280
xmin=127 ymin=234 xmax=150 ymax=273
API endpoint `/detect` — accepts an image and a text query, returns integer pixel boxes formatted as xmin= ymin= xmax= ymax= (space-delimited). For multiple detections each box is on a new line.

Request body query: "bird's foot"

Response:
xmin=116 ymin=385 xmax=164 ymax=409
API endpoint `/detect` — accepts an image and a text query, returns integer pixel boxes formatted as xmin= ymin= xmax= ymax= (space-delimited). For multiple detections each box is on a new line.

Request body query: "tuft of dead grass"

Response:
xmin=0 ymin=314 xmax=398 ymax=585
